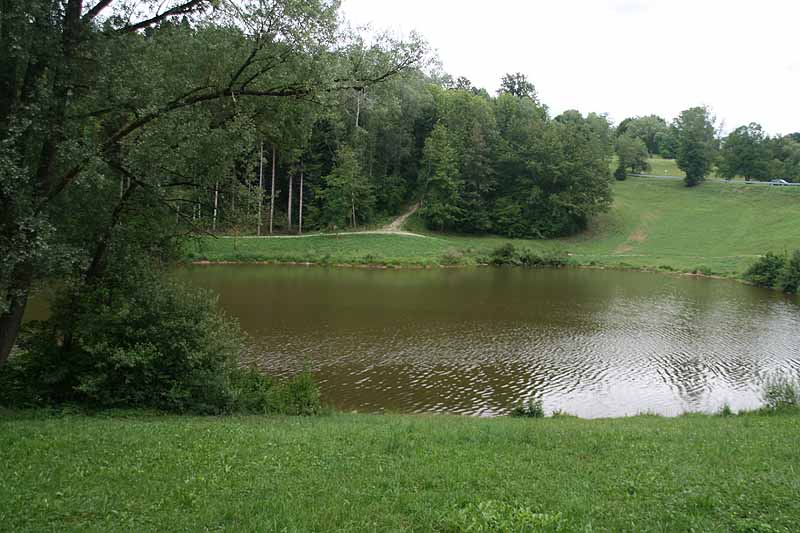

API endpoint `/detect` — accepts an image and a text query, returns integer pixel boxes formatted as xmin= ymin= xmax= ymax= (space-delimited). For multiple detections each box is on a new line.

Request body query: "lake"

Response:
xmin=180 ymin=265 xmax=800 ymax=418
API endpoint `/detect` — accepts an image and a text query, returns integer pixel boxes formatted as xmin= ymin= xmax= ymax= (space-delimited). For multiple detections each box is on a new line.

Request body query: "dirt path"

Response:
xmin=225 ymin=203 xmax=428 ymax=240
xmin=383 ymin=202 xmax=420 ymax=232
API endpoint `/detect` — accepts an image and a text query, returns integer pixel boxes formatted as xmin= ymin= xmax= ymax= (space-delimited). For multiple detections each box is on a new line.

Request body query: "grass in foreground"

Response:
xmin=1 ymin=410 xmax=799 ymax=531
xmin=188 ymin=177 xmax=800 ymax=277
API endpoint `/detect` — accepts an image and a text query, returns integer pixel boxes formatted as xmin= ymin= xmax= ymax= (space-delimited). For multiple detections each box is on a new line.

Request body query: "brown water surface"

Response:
xmin=178 ymin=265 xmax=800 ymax=417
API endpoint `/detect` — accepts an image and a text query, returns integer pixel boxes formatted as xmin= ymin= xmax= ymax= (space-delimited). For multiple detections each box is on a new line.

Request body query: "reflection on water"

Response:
xmin=180 ymin=265 xmax=800 ymax=418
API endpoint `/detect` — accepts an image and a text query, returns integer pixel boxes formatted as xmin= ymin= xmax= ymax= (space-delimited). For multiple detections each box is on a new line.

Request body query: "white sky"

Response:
xmin=341 ymin=0 xmax=800 ymax=135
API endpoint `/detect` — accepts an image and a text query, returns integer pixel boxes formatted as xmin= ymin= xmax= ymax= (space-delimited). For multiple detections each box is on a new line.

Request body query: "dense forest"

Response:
xmin=1 ymin=0 xmax=799 ymax=411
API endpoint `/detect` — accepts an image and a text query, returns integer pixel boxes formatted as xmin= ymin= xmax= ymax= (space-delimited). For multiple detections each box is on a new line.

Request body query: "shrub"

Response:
xmin=229 ymin=368 xmax=275 ymax=412
xmin=490 ymin=243 xmax=520 ymax=266
xmin=230 ymin=369 xmax=321 ymax=415
xmin=614 ymin=164 xmax=627 ymax=181
xmin=692 ymin=265 xmax=714 ymax=276
xmin=270 ymin=371 xmax=322 ymax=415
xmin=717 ymin=403 xmax=734 ymax=417
xmin=7 ymin=277 xmax=243 ymax=413
xmin=761 ymin=374 xmax=799 ymax=411
xmin=517 ymin=249 xmax=569 ymax=268
xmin=440 ymin=248 xmax=464 ymax=266
xmin=744 ymin=252 xmax=787 ymax=288
xmin=510 ymin=398 xmax=545 ymax=418
xmin=0 ymin=268 xmax=320 ymax=416
xmin=777 ymin=250 xmax=800 ymax=294
xmin=491 ymin=244 xmax=569 ymax=269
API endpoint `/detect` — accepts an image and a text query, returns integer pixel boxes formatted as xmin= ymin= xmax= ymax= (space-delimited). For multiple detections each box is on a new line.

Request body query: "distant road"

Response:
xmin=630 ymin=174 xmax=797 ymax=186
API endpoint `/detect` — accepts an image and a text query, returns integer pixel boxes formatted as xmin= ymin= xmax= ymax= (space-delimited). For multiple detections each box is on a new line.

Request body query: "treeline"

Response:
xmin=185 ymin=71 xmax=615 ymax=239
xmin=190 ymin=86 xmax=800 ymax=240
xmin=613 ymin=112 xmax=800 ymax=186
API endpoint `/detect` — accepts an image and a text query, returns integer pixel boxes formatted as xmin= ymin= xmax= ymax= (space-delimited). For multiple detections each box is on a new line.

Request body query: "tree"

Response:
xmin=655 ymin=126 xmax=679 ymax=159
xmin=718 ymin=123 xmax=770 ymax=181
xmin=499 ymin=72 xmax=537 ymax=101
xmin=419 ymin=122 xmax=462 ymax=230
xmin=316 ymin=146 xmax=375 ymax=229
xmin=432 ymin=86 xmax=498 ymax=233
xmin=615 ymin=134 xmax=650 ymax=175
xmin=624 ymin=115 xmax=670 ymax=155
xmin=767 ymin=135 xmax=800 ymax=183
xmin=673 ymin=107 xmax=718 ymax=187
xmin=0 ymin=0 xmax=425 ymax=365
xmin=495 ymin=107 xmax=612 ymax=237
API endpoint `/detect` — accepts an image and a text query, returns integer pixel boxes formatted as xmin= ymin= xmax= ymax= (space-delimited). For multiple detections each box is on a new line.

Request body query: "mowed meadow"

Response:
xmin=190 ymin=177 xmax=800 ymax=276
xmin=2 ymin=410 xmax=800 ymax=532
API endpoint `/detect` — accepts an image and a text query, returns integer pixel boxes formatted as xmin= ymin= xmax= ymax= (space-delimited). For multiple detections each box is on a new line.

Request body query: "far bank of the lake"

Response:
xmin=187 ymin=177 xmax=800 ymax=278
xmin=2 ymin=409 xmax=799 ymax=532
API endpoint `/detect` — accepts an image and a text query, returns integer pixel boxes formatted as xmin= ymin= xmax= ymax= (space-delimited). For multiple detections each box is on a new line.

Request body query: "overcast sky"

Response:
xmin=341 ymin=0 xmax=799 ymax=135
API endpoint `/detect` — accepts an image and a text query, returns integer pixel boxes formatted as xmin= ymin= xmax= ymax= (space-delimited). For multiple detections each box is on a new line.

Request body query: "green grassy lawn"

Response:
xmin=645 ymin=157 xmax=686 ymax=177
xmin=611 ymin=156 xmax=690 ymax=178
xmin=188 ymin=177 xmax=800 ymax=277
xmin=1 ymin=410 xmax=798 ymax=532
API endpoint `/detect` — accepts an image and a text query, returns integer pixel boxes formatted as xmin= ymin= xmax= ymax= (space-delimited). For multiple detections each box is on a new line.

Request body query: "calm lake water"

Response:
xmin=179 ymin=265 xmax=800 ymax=418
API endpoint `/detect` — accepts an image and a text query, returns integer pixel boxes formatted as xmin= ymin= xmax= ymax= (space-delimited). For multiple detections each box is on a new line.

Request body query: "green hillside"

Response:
xmin=189 ymin=177 xmax=800 ymax=276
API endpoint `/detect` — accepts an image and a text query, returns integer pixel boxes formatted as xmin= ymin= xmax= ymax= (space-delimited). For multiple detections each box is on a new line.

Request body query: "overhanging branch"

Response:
xmin=83 ymin=0 xmax=115 ymax=21
xmin=118 ymin=0 xmax=210 ymax=34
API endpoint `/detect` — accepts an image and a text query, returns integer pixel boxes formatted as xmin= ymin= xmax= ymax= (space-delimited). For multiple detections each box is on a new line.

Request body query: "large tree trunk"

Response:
xmin=0 ymin=0 xmax=85 ymax=366
xmin=0 ymin=265 xmax=33 ymax=366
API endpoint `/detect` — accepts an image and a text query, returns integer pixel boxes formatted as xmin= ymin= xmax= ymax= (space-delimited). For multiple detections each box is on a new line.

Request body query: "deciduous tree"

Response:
xmin=718 ymin=123 xmax=770 ymax=181
xmin=674 ymin=107 xmax=718 ymax=187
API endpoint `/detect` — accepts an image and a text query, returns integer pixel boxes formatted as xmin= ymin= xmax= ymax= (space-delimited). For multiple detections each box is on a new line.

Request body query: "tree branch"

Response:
xmin=118 ymin=0 xmax=209 ymax=34
xmin=83 ymin=0 xmax=115 ymax=21
xmin=41 ymin=60 xmax=422 ymax=210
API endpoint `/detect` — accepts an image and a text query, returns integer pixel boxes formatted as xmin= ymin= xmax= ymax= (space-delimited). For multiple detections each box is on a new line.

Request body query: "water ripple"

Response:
xmin=184 ymin=265 xmax=800 ymax=418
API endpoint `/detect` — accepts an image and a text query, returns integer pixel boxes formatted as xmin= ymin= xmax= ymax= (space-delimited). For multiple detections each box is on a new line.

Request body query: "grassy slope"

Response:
xmin=645 ymin=157 xmax=686 ymax=177
xmin=615 ymin=156 xmax=719 ymax=178
xmin=189 ymin=177 xmax=800 ymax=276
xmin=2 ymin=411 xmax=798 ymax=532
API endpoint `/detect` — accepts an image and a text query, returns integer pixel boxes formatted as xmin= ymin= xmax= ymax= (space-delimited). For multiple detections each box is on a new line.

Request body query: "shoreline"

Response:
xmin=186 ymin=258 xmax=747 ymax=284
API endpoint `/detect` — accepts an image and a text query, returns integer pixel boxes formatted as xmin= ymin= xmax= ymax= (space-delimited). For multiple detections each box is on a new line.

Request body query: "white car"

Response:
xmin=770 ymin=179 xmax=790 ymax=186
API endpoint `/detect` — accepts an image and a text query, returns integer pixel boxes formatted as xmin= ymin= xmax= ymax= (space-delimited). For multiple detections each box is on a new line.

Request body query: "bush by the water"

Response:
xmin=745 ymin=250 xmax=800 ymax=294
xmin=761 ymin=374 xmax=799 ymax=411
xmin=510 ymin=398 xmax=545 ymax=418
xmin=0 ymin=269 xmax=320 ymax=415
xmin=490 ymin=243 xmax=569 ymax=268
xmin=778 ymin=250 xmax=800 ymax=294
xmin=744 ymin=252 xmax=787 ymax=288
xmin=230 ymin=368 xmax=321 ymax=415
